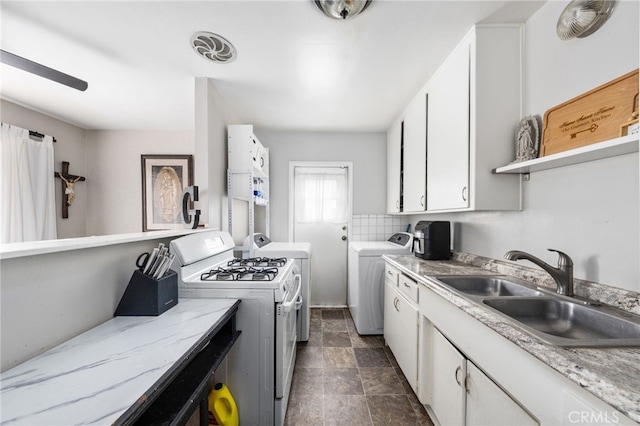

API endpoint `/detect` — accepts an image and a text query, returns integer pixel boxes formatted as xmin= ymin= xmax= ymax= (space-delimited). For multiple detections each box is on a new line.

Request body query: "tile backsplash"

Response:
xmin=351 ymin=215 xmax=410 ymax=242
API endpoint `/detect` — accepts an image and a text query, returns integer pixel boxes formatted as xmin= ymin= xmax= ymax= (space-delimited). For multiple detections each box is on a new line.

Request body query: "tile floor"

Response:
xmin=284 ymin=308 xmax=434 ymax=425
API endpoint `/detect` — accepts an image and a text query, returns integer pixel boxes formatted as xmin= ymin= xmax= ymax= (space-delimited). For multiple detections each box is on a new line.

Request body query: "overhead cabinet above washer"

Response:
xmin=387 ymin=25 xmax=523 ymax=214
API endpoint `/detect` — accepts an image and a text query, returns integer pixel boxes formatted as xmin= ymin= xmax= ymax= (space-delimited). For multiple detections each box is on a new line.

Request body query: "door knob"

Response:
xmin=342 ymin=236 xmax=347 ymax=241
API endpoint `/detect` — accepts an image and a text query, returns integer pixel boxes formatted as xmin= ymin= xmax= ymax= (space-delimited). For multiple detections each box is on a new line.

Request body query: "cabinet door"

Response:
xmin=383 ymin=281 xmax=400 ymax=356
xmin=430 ymin=329 xmax=466 ymax=426
xmin=386 ymin=120 xmax=402 ymax=213
xmin=466 ymin=361 xmax=538 ymax=426
xmin=383 ymin=282 xmax=419 ymax=391
xmin=402 ymin=94 xmax=427 ymax=212
xmin=427 ymin=41 xmax=470 ymax=211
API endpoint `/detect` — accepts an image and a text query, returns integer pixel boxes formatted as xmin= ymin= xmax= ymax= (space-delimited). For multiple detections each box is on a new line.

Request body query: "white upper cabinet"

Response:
xmin=427 ymin=25 xmax=523 ymax=212
xmin=403 ymin=94 xmax=428 ymax=212
xmin=387 ymin=120 xmax=402 ymax=213
xmin=387 ymin=25 xmax=523 ymax=214
xmin=427 ymin=42 xmax=470 ymax=210
xmin=386 ymin=92 xmax=428 ymax=214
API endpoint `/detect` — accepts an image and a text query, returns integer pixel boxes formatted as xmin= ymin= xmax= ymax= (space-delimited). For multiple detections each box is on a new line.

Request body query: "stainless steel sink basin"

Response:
xmin=430 ymin=274 xmax=640 ymax=347
xmin=483 ymin=298 xmax=640 ymax=347
xmin=435 ymin=275 xmax=546 ymax=297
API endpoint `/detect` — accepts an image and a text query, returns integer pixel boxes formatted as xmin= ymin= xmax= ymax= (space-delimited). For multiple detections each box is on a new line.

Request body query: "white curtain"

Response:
xmin=1 ymin=123 xmax=57 ymax=243
xmin=294 ymin=166 xmax=348 ymax=224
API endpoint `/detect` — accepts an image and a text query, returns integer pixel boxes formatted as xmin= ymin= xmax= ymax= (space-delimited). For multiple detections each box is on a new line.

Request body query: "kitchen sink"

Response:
xmin=430 ymin=274 xmax=640 ymax=347
xmin=483 ymin=298 xmax=640 ymax=347
xmin=435 ymin=275 xmax=546 ymax=298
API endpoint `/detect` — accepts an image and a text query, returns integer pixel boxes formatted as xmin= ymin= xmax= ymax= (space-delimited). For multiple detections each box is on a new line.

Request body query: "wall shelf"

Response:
xmin=493 ymin=134 xmax=638 ymax=174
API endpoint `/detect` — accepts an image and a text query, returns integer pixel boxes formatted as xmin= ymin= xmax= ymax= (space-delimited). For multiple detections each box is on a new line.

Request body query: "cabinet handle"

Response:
xmin=455 ymin=365 xmax=463 ymax=386
xmin=396 ymin=200 xmax=400 ymax=210
xmin=394 ymin=297 xmax=400 ymax=312
xmin=420 ymin=195 xmax=425 ymax=207
xmin=465 ymin=373 xmax=471 ymax=395
xmin=403 ymin=282 xmax=411 ymax=288
xmin=461 ymin=186 xmax=468 ymax=202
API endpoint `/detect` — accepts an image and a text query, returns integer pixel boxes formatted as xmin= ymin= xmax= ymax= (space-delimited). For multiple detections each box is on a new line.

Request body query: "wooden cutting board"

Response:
xmin=541 ymin=69 xmax=639 ymax=156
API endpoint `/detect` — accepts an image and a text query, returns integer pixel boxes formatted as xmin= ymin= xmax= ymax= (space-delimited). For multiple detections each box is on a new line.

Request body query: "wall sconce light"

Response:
xmin=556 ymin=0 xmax=616 ymax=40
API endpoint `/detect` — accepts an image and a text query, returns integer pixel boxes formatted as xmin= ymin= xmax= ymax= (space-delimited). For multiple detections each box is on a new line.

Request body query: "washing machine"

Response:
xmin=249 ymin=233 xmax=312 ymax=342
xmin=348 ymin=232 xmax=413 ymax=335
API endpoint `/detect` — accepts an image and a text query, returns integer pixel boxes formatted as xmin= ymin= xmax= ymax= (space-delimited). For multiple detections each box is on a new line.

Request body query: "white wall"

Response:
xmin=194 ymin=78 xmax=244 ymax=231
xmin=0 ymin=235 xmax=180 ymax=371
xmin=85 ymin=130 xmax=194 ymax=236
xmin=410 ymin=0 xmax=639 ymax=292
xmin=255 ymin=130 xmax=387 ymax=241
xmin=1 ymin=100 xmax=88 ymax=239
xmin=1 ymin=100 xmax=197 ymax=238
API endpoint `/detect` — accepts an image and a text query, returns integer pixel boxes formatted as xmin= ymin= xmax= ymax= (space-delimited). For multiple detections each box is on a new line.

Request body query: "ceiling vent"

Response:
xmin=190 ymin=32 xmax=237 ymax=64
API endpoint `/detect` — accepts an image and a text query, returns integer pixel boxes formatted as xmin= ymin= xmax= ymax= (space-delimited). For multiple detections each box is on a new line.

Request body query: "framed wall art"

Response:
xmin=141 ymin=155 xmax=193 ymax=231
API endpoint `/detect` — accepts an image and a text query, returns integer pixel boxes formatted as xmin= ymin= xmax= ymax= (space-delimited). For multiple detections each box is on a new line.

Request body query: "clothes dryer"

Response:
xmin=348 ymin=233 xmax=413 ymax=335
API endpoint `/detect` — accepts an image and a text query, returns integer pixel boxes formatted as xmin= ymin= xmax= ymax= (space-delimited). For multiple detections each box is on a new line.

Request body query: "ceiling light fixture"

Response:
xmin=556 ymin=0 xmax=616 ymax=40
xmin=313 ymin=0 xmax=372 ymax=20
xmin=191 ymin=32 xmax=237 ymax=64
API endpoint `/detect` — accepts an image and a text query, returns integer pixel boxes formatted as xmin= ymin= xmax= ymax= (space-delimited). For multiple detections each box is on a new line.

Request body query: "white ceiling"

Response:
xmin=0 ymin=1 xmax=545 ymax=133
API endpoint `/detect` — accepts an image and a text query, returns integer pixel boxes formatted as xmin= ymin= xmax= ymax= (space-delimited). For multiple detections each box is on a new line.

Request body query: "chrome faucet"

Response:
xmin=504 ymin=249 xmax=574 ymax=297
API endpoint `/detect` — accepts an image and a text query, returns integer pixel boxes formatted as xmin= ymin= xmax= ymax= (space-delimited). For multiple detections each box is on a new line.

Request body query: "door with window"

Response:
xmin=289 ymin=163 xmax=352 ymax=306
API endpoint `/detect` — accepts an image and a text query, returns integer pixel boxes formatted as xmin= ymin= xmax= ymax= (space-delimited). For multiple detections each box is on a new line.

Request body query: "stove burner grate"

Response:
xmin=227 ymin=257 xmax=287 ymax=267
xmin=201 ymin=266 xmax=279 ymax=281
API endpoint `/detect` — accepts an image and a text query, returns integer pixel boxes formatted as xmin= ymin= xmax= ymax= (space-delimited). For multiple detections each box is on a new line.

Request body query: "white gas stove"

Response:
xmin=172 ymin=232 xmax=297 ymax=300
xmin=170 ymin=231 xmax=300 ymax=426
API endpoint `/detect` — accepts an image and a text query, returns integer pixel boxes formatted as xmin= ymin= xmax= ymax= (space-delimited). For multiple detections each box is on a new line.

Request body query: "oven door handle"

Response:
xmin=281 ymin=274 xmax=302 ymax=312
xmin=295 ymin=294 xmax=303 ymax=311
xmin=293 ymin=274 xmax=303 ymax=310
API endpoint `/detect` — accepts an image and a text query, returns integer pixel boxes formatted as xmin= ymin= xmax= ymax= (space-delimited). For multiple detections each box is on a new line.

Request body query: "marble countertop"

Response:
xmin=384 ymin=254 xmax=640 ymax=423
xmin=0 ymin=298 xmax=239 ymax=425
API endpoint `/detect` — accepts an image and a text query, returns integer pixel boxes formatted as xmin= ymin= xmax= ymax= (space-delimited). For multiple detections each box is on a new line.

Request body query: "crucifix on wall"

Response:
xmin=54 ymin=161 xmax=85 ymax=219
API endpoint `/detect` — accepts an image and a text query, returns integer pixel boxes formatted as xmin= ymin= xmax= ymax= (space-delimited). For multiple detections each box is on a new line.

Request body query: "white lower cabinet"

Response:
xmin=466 ymin=362 xmax=538 ymax=426
xmin=417 ymin=283 xmax=635 ymax=426
xmin=429 ymin=328 xmax=537 ymax=426
xmin=384 ymin=274 xmax=419 ymax=393
xmin=430 ymin=328 xmax=466 ymax=425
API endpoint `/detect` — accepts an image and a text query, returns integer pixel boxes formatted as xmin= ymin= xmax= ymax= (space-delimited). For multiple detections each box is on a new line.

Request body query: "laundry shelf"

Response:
xmin=493 ymin=134 xmax=638 ymax=174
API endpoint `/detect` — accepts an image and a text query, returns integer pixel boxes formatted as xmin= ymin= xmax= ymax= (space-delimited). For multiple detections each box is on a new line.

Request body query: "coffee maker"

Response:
xmin=413 ymin=221 xmax=451 ymax=260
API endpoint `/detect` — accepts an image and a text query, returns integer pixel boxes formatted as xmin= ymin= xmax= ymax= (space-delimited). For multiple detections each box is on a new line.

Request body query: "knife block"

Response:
xmin=114 ymin=269 xmax=178 ymax=316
